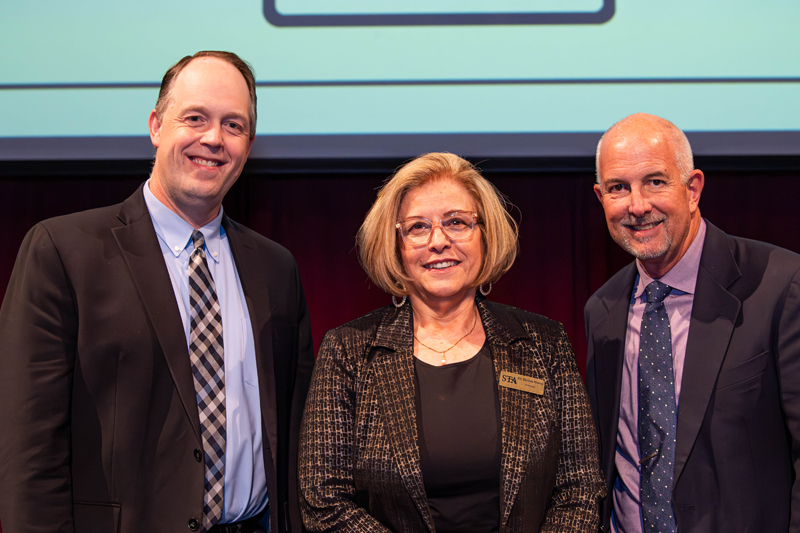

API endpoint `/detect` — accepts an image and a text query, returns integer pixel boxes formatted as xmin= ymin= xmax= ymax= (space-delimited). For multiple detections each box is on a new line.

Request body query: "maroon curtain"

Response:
xmin=3 ymin=168 xmax=800 ymax=376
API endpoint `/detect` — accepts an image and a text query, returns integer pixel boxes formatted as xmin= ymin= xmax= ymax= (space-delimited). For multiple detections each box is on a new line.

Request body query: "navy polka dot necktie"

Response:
xmin=638 ymin=280 xmax=678 ymax=533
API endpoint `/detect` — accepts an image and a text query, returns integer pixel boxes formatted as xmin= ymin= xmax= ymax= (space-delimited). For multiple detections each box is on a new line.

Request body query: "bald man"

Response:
xmin=585 ymin=113 xmax=800 ymax=532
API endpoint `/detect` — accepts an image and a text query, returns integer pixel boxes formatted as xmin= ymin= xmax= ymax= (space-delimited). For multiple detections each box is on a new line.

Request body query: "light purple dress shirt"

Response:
xmin=143 ymin=181 xmax=268 ymax=523
xmin=612 ymin=219 xmax=707 ymax=533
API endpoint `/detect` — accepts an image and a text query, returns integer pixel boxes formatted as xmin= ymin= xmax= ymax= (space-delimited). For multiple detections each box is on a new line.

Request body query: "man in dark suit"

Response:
xmin=585 ymin=113 xmax=800 ymax=532
xmin=0 ymin=51 xmax=314 ymax=533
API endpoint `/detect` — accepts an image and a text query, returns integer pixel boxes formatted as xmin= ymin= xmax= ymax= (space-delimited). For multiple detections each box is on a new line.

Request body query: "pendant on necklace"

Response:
xmin=440 ymin=352 xmax=447 ymax=365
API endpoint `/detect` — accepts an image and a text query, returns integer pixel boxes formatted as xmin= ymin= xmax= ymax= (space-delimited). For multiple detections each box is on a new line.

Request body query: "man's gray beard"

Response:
xmin=617 ymin=230 xmax=672 ymax=261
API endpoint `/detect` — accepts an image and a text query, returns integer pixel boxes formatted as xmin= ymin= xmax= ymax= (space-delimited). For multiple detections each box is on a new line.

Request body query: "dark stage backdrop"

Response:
xmin=2 ymin=159 xmax=800 ymax=381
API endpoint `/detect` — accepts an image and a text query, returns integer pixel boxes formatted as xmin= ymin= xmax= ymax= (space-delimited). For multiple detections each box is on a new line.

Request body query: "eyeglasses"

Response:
xmin=396 ymin=211 xmax=479 ymax=246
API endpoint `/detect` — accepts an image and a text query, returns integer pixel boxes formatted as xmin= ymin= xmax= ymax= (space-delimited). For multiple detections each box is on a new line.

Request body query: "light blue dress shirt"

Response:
xmin=143 ymin=181 xmax=268 ymax=523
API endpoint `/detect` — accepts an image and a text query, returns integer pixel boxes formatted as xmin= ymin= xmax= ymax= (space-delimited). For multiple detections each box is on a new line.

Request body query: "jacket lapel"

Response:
xmin=223 ymin=217 xmax=279 ymax=468
xmin=111 ymin=185 xmax=202 ymax=444
xmin=479 ymin=300 xmax=537 ymax=528
xmin=589 ymin=264 xmax=637 ymax=488
xmin=372 ymin=304 xmax=435 ymax=533
xmin=480 ymin=298 xmax=587 ymax=529
xmin=674 ymin=222 xmax=741 ymax=483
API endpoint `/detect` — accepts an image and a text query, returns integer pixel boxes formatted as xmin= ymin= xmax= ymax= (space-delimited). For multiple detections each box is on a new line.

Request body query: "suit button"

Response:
xmin=194 ymin=449 xmax=203 ymax=462
xmin=188 ymin=518 xmax=199 ymax=530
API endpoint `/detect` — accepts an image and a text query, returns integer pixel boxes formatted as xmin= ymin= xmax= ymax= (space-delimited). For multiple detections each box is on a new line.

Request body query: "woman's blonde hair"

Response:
xmin=357 ymin=152 xmax=519 ymax=297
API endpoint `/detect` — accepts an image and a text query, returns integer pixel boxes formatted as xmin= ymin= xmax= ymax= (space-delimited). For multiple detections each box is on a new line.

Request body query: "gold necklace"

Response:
xmin=413 ymin=308 xmax=479 ymax=365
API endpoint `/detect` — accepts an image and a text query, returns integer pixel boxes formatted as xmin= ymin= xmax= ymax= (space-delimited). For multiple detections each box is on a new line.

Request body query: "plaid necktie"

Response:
xmin=188 ymin=230 xmax=226 ymax=529
xmin=638 ymin=280 xmax=678 ymax=533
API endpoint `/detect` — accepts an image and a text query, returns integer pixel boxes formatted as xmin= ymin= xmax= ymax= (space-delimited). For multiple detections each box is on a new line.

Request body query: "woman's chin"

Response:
xmin=413 ymin=285 xmax=476 ymax=303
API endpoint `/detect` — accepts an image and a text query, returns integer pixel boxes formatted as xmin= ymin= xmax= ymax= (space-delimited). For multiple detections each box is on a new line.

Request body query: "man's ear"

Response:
xmin=148 ymin=110 xmax=162 ymax=148
xmin=686 ymin=169 xmax=704 ymax=211
xmin=594 ymin=183 xmax=604 ymax=203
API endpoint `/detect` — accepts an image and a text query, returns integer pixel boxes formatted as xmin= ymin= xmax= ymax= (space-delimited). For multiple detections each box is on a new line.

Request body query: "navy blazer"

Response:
xmin=586 ymin=220 xmax=800 ymax=532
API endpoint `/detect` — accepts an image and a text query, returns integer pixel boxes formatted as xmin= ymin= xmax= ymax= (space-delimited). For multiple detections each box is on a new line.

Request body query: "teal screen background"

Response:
xmin=1 ymin=0 xmax=798 ymax=159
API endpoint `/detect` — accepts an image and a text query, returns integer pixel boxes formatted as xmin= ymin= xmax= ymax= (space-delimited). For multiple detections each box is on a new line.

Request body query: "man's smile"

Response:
xmin=189 ymin=156 xmax=222 ymax=167
xmin=621 ymin=217 xmax=666 ymax=236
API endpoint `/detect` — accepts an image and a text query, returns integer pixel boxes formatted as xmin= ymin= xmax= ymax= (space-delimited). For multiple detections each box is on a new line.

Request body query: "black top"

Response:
xmin=414 ymin=343 xmax=502 ymax=533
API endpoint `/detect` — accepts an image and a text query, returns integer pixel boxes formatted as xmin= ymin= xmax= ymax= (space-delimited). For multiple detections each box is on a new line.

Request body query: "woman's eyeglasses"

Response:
xmin=396 ymin=212 xmax=478 ymax=246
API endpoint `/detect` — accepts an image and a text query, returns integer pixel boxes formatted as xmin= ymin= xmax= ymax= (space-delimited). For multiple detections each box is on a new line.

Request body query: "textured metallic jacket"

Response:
xmin=300 ymin=297 xmax=605 ymax=532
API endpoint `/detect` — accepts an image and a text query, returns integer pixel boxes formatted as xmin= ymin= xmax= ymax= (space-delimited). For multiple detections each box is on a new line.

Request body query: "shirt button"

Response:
xmin=174 ymin=245 xmax=181 ymax=252
xmin=212 ymin=251 xmax=218 ymax=257
xmin=194 ymin=449 xmax=202 ymax=462
xmin=188 ymin=518 xmax=199 ymax=530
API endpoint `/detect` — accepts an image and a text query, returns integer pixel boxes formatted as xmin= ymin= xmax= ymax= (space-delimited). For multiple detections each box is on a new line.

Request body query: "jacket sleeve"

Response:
xmin=286 ymin=261 xmax=316 ymax=533
xmin=298 ymin=328 xmax=390 ymax=533
xmin=778 ymin=267 xmax=800 ymax=532
xmin=540 ymin=324 xmax=606 ymax=533
xmin=0 ymin=224 xmax=78 ymax=532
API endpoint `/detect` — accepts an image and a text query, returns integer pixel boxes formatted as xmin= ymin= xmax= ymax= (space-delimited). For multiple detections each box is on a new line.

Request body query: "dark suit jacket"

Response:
xmin=585 ymin=220 xmax=800 ymax=532
xmin=0 ymin=185 xmax=314 ymax=533
xmin=299 ymin=297 xmax=605 ymax=532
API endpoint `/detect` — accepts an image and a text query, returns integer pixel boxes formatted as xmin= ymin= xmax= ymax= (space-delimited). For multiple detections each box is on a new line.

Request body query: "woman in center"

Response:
xmin=300 ymin=153 xmax=604 ymax=532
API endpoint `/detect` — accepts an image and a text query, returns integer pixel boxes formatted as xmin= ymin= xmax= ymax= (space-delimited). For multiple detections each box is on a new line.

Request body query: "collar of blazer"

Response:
xmin=372 ymin=295 xmax=530 ymax=353
xmin=368 ymin=296 xmax=554 ymax=531
xmin=113 ymin=185 xmax=204 ymax=444
xmin=674 ymin=221 xmax=741 ymax=485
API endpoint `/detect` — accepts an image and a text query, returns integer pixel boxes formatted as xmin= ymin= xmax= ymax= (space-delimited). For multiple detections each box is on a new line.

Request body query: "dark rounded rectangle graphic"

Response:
xmin=264 ymin=0 xmax=614 ymax=26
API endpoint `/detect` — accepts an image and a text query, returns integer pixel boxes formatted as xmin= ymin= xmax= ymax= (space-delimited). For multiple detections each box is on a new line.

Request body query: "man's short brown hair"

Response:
xmin=154 ymin=51 xmax=257 ymax=138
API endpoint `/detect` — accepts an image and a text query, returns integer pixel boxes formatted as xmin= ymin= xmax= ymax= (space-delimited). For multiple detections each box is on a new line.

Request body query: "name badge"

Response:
xmin=499 ymin=371 xmax=544 ymax=395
